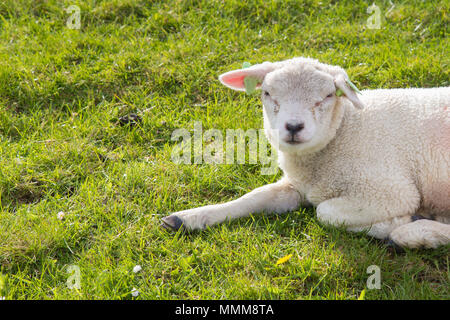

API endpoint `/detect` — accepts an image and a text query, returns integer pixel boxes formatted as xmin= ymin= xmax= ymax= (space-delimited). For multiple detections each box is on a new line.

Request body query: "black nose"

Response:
xmin=285 ymin=122 xmax=304 ymax=135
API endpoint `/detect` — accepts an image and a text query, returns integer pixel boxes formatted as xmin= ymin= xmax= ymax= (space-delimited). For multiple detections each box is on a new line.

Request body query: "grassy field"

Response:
xmin=0 ymin=0 xmax=449 ymax=300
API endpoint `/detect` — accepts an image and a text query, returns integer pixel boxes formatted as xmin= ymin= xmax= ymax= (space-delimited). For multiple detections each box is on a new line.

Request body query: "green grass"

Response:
xmin=0 ymin=0 xmax=449 ymax=299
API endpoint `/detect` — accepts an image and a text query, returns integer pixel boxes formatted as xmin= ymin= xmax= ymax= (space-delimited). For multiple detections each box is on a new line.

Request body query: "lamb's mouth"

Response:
xmin=284 ymin=136 xmax=303 ymax=145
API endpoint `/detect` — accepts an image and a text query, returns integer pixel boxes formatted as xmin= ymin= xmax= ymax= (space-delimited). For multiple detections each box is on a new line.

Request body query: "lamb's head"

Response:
xmin=219 ymin=57 xmax=364 ymax=155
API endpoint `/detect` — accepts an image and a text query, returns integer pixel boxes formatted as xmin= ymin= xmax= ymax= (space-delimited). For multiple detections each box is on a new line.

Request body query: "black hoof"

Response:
xmin=161 ymin=215 xmax=184 ymax=231
xmin=384 ymin=238 xmax=405 ymax=254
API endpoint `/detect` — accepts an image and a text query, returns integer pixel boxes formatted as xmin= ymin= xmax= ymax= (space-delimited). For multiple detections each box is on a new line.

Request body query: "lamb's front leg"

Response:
xmin=161 ymin=178 xmax=302 ymax=231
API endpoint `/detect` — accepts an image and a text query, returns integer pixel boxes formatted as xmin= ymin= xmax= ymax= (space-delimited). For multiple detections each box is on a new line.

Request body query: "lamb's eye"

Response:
xmin=263 ymin=91 xmax=270 ymax=97
xmin=326 ymin=93 xmax=333 ymax=98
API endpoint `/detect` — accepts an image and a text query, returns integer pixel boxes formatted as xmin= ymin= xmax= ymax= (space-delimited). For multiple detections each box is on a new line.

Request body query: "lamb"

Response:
xmin=161 ymin=57 xmax=450 ymax=249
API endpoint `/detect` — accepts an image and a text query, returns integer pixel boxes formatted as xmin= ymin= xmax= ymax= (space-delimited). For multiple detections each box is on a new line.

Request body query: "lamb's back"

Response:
xmin=358 ymin=87 xmax=450 ymax=214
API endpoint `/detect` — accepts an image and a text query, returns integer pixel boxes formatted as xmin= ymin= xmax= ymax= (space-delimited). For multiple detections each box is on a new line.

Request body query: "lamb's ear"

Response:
xmin=219 ymin=62 xmax=275 ymax=92
xmin=334 ymin=74 xmax=364 ymax=109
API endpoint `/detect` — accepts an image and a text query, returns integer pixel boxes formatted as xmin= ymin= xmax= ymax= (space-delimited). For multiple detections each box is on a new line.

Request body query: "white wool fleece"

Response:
xmin=162 ymin=57 xmax=450 ymax=249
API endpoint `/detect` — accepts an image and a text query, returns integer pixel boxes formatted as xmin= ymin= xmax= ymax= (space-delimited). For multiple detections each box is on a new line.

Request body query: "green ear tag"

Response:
xmin=336 ymin=89 xmax=344 ymax=96
xmin=346 ymin=79 xmax=361 ymax=94
xmin=244 ymin=77 xmax=259 ymax=94
xmin=242 ymin=62 xmax=260 ymax=95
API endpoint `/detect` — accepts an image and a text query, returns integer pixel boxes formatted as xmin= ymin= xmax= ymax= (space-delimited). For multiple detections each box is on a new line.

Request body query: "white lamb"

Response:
xmin=162 ymin=57 xmax=450 ymax=249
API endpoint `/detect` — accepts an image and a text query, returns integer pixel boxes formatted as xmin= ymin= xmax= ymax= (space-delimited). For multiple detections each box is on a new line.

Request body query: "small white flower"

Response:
xmin=301 ymin=232 xmax=312 ymax=240
xmin=133 ymin=265 xmax=142 ymax=273
xmin=0 ymin=297 xmax=5 ymax=300
xmin=131 ymin=288 xmax=139 ymax=297
xmin=57 ymin=211 xmax=65 ymax=220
